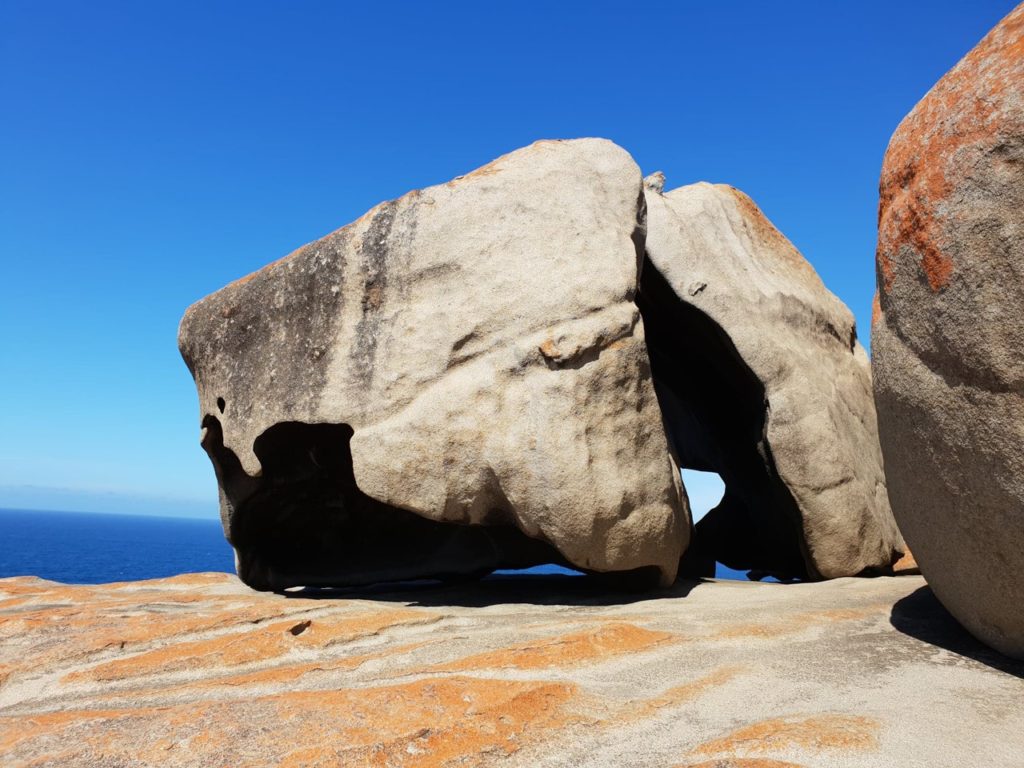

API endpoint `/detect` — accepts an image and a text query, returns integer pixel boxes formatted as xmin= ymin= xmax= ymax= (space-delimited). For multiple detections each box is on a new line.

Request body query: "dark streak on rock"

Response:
xmin=178 ymin=229 xmax=351 ymax=425
xmin=351 ymin=202 xmax=398 ymax=386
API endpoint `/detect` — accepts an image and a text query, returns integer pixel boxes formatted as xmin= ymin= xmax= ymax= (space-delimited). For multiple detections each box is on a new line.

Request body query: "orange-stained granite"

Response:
xmin=877 ymin=4 xmax=1024 ymax=294
xmin=427 ymin=621 xmax=673 ymax=672
xmin=712 ymin=607 xmax=876 ymax=640
xmin=83 ymin=640 xmax=439 ymax=707
xmin=64 ymin=609 xmax=439 ymax=683
xmin=892 ymin=549 xmax=920 ymax=575
xmin=679 ymin=760 xmax=807 ymax=768
xmin=692 ymin=714 xmax=880 ymax=756
xmin=2 ymin=572 xmax=1022 ymax=767
xmin=1 ymin=676 xmax=582 ymax=767
xmin=616 ymin=666 xmax=746 ymax=724
xmin=719 ymin=186 xmax=820 ymax=282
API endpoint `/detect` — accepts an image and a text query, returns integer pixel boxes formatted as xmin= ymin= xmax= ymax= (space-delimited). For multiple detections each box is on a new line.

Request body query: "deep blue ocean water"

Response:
xmin=0 ymin=508 xmax=235 ymax=584
xmin=0 ymin=508 xmax=749 ymax=584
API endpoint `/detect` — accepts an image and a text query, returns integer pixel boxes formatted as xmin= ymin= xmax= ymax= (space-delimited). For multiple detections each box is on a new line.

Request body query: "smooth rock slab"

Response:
xmin=642 ymin=180 xmax=904 ymax=580
xmin=873 ymin=4 xmax=1024 ymax=658
xmin=1 ymin=573 xmax=1021 ymax=767
xmin=179 ymin=139 xmax=687 ymax=589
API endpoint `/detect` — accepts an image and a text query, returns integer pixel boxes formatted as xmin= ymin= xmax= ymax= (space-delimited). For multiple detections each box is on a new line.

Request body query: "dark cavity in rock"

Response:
xmin=199 ymin=417 xmax=586 ymax=591
xmin=636 ymin=259 xmax=812 ymax=581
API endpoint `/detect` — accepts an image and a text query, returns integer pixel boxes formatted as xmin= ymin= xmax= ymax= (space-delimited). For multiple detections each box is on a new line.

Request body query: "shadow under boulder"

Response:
xmin=203 ymin=419 xmax=586 ymax=591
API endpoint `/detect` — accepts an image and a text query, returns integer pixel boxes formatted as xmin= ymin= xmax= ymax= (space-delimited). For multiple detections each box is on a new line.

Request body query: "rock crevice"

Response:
xmin=180 ymin=139 xmax=902 ymax=590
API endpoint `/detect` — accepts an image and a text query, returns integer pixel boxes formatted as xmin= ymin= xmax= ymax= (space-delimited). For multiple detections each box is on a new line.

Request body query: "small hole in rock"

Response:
xmin=289 ymin=620 xmax=311 ymax=636
xmin=681 ymin=469 xmax=726 ymax=525
xmin=216 ymin=397 xmax=225 ymax=413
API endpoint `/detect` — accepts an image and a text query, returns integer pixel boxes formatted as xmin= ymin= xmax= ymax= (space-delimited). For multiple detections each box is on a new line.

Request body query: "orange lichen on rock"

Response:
xmin=877 ymin=4 xmax=1024 ymax=294
xmin=720 ymin=186 xmax=819 ymax=281
xmin=445 ymin=156 xmax=505 ymax=187
xmin=0 ymin=676 xmax=582 ymax=768
xmin=1 ymin=596 xmax=297 ymax=672
xmin=171 ymin=640 xmax=435 ymax=692
xmin=428 ymin=621 xmax=674 ymax=672
xmin=0 ymin=575 xmax=379 ymax=688
xmin=617 ymin=666 xmax=745 ymax=723
xmin=713 ymin=607 xmax=875 ymax=640
xmin=64 ymin=609 xmax=439 ymax=683
xmin=105 ymin=572 xmax=238 ymax=589
xmin=892 ymin=549 xmax=920 ymax=575
xmin=679 ymin=760 xmax=807 ymax=768
xmin=692 ymin=714 xmax=880 ymax=757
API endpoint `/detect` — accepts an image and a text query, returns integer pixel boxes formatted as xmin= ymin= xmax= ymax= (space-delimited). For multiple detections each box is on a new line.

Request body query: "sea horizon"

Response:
xmin=0 ymin=507 xmax=751 ymax=585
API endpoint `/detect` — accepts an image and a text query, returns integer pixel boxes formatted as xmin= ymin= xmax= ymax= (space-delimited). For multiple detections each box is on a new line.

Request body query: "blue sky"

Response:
xmin=0 ymin=1 xmax=1015 ymax=518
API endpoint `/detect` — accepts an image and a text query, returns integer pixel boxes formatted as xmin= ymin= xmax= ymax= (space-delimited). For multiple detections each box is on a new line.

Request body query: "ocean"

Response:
xmin=0 ymin=508 xmax=235 ymax=584
xmin=0 ymin=507 xmax=749 ymax=584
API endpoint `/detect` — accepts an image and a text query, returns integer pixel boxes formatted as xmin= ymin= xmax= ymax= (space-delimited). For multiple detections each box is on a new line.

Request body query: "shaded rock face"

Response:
xmin=873 ymin=5 xmax=1024 ymax=659
xmin=180 ymin=139 xmax=689 ymax=589
xmin=643 ymin=181 xmax=904 ymax=581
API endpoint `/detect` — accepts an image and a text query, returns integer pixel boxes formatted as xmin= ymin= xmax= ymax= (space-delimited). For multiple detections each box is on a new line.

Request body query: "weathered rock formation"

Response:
xmin=3 ymin=573 xmax=1022 ymax=766
xmin=643 ymin=179 xmax=904 ymax=580
xmin=179 ymin=139 xmax=689 ymax=590
xmin=180 ymin=136 xmax=907 ymax=590
xmin=873 ymin=5 xmax=1024 ymax=659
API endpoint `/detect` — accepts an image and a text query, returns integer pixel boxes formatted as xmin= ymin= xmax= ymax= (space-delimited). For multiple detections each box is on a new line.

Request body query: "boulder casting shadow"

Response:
xmin=277 ymin=573 xmax=705 ymax=608
xmin=889 ymin=586 xmax=1024 ymax=679
xmin=180 ymin=139 xmax=903 ymax=593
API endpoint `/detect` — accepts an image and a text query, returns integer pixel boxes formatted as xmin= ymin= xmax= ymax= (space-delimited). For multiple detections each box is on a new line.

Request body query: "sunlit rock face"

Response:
xmin=178 ymin=139 xmax=689 ymax=590
xmin=180 ymin=136 xmax=908 ymax=591
xmin=4 ymin=572 xmax=1022 ymax=767
xmin=642 ymin=179 xmax=904 ymax=581
xmin=873 ymin=5 xmax=1024 ymax=659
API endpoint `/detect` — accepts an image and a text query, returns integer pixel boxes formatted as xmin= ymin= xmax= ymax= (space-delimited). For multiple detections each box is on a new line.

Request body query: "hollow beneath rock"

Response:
xmin=637 ymin=259 xmax=814 ymax=581
xmin=200 ymin=418 xmax=646 ymax=591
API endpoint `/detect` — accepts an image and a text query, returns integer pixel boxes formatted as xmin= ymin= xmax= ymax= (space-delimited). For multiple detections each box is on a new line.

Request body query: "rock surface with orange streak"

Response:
xmin=872 ymin=3 xmax=1024 ymax=660
xmin=642 ymin=179 xmax=902 ymax=582
xmin=2 ymin=572 xmax=1023 ymax=767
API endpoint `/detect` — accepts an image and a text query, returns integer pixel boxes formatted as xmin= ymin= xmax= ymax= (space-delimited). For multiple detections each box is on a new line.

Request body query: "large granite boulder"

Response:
xmin=179 ymin=139 xmax=689 ymax=590
xmin=872 ymin=5 xmax=1024 ymax=658
xmin=643 ymin=178 xmax=904 ymax=580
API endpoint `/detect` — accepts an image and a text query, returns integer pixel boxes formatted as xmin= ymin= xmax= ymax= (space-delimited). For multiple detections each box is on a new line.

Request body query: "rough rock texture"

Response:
xmin=179 ymin=139 xmax=688 ymax=590
xmin=872 ymin=4 xmax=1024 ymax=659
xmin=2 ymin=573 xmax=1022 ymax=767
xmin=643 ymin=180 xmax=904 ymax=581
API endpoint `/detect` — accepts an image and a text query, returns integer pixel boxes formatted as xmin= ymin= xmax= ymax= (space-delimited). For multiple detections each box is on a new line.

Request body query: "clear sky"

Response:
xmin=0 ymin=1 xmax=1015 ymax=518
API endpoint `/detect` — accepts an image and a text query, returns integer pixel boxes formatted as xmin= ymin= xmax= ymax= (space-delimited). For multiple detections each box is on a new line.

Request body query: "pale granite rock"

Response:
xmin=643 ymin=181 xmax=904 ymax=580
xmin=873 ymin=4 xmax=1024 ymax=659
xmin=1 ymin=573 xmax=1022 ymax=766
xmin=179 ymin=139 xmax=688 ymax=590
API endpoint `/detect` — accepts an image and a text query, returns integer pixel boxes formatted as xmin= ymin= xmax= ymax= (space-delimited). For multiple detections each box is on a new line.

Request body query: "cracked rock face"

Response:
xmin=180 ymin=137 xmax=906 ymax=592
xmin=872 ymin=6 xmax=1024 ymax=659
xmin=643 ymin=181 xmax=904 ymax=581
xmin=179 ymin=139 xmax=689 ymax=590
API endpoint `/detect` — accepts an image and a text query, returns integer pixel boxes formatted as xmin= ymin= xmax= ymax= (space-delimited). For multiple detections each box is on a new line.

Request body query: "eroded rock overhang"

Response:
xmin=179 ymin=138 xmax=689 ymax=589
xmin=179 ymin=138 xmax=904 ymax=591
